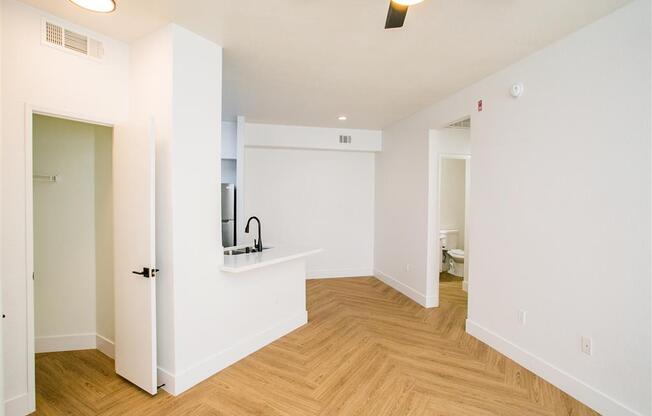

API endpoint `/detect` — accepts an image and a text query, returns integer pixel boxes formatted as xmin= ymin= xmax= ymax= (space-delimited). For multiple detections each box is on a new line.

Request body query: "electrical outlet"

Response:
xmin=405 ymin=263 xmax=411 ymax=272
xmin=518 ymin=310 xmax=527 ymax=325
xmin=581 ymin=336 xmax=592 ymax=356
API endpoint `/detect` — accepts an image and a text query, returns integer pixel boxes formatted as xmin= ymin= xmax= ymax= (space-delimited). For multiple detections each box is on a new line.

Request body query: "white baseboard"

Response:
xmin=162 ymin=310 xmax=308 ymax=396
xmin=466 ymin=320 xmax=643 ymax=416
xmin=35 ymin=333 xmax=96 ymax=353
xmin=307 ymin=268 xmax=373 ymax=279
xmin=96 ymin=334 xmax=115 ymax=359
xmin=157 ymin=366 xmax=176 ymax=395
xmin=35 ymin=332 xmax=115 ymax=360
xmin=5 ymin=393 xmax=32 ymax=416
xmin=374 ymin=269 xmax=436 ymax=308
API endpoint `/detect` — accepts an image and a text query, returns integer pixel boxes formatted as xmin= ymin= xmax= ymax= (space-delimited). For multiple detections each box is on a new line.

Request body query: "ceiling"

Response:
xmin=21 ymin=0 xmax=631 ymax=128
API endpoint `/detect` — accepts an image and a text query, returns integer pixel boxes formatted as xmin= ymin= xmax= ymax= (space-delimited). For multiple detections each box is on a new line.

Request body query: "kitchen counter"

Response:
xmin=222 ymin=245 xmax=322 ymax=273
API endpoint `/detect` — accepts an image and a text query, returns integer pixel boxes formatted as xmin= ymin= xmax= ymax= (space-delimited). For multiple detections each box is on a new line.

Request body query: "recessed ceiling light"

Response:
xmin=68 ymin=0 xmax=116 ymax=13
xmin=392 ymin=0 xmax=424 ymax=5
xmin=338 ymin=116 xmax=347 ymax=121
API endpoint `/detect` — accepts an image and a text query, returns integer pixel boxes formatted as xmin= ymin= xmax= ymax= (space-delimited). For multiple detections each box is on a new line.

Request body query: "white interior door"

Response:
xmin=113 ymin=118 xmax=157 ymax=394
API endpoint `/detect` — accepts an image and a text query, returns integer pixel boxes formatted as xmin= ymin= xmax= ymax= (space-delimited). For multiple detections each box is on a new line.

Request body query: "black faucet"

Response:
xmin=245 ymin=216 xmax=263 ymax=252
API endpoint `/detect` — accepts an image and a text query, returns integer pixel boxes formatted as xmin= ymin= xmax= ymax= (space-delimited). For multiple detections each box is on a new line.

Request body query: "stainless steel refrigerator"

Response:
xmin=221 ymin=183 xmax=236 ymax=247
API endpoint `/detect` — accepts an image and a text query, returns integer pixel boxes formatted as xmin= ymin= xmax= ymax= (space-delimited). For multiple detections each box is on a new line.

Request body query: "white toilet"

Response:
xmin=439 ymin=229 xmax=465 ymax=277
xmin=447 ymin=249 xmax=465 ymax=277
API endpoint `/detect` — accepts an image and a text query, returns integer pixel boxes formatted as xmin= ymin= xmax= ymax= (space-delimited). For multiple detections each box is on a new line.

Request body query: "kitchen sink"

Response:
xmin=223 ymin=246 xmax=270 ymax=256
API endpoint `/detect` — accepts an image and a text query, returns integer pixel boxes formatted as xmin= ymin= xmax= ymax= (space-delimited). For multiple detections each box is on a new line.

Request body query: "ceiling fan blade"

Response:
xmin=385 ymin=1 xmax=409 ymax=29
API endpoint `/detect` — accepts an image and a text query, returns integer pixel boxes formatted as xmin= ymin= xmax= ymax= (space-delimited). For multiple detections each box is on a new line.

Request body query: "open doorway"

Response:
xmin=428 ymin=117 xmax=471 ymax=309
xmin=438 ymin=155 xmax=470 ymax=305
xmin=25 ymin=105 xmax=159 ymax=409
xmin=32 ymin=113 xmax=117 ymax=408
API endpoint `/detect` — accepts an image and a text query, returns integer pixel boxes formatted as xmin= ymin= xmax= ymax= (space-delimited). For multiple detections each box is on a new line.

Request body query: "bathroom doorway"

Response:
xmin=438 ymin=155 xmax=470 ymax=297
xmin=428 ymin=117 xmax=471 ymax=309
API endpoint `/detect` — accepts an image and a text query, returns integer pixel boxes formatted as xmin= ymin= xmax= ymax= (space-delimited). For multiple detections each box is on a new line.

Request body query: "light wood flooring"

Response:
xmin=33 ymin=276 xmax=598 ymax=415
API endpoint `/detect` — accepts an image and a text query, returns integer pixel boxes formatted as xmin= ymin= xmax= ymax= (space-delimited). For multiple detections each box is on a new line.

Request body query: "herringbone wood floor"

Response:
xmin=33 ymin=276 xmax=598 ymax=415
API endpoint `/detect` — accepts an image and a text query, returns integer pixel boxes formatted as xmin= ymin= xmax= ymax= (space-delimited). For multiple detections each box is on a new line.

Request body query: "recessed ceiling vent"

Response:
xmin=339 ymin=135 xmax=352 ymax=144
xmin=42 ymin=19 xmax=104 ymax=60
xmin=448 ymin=118 xmax=471 ymax=129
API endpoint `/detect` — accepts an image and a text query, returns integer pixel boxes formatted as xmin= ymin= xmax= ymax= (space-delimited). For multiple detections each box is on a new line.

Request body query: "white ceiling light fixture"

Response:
xmin=338 ymin=116 xmax=348 ymax=121
xmin=68 ymin=0 xmax=116 ymax=13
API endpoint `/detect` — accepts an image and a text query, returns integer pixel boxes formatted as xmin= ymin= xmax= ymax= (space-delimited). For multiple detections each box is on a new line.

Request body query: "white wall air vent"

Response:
xmin=448 ymin=118 xmax=471 ymax=129
xmin=339 ymin=135 xmax=352 ymax=144
xmin=42 ymin=19 xmax=104 ymax=60
xmin=45 ymin=21 xmax=63 ymax=46
xmin=64 ymin=29 xmax=88 ymax=54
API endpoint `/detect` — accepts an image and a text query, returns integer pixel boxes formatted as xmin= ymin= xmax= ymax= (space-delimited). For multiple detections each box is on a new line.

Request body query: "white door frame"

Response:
xmin=23 ymin=103 xmax=116 ymax=411
xmin=436 ymin=153 xmax=471 ymax=292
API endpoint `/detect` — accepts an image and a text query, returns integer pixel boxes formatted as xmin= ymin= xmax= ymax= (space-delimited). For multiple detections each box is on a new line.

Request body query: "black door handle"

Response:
xmin=132 ymin=267 xmax=150 ymax=277
xmin=132 ymin=267 xmax=159 ymax=278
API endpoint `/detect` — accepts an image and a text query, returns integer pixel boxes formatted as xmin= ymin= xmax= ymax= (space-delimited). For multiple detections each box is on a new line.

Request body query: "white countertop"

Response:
xmin=222 ymin=245 xmax=322 ymax=273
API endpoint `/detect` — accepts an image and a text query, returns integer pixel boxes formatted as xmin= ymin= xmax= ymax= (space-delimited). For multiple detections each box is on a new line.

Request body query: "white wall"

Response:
xmin=241 ymin=123 xmax=379 ymax=278
xmin=245 ymin=146 xmax=375 ymax=278
xmin=376 ymin=2 xmax=651 ymax=415
xmin=440 ymin=158 xmax=466 ymax=248
xmin=375 ymin=116 xmax=432 ymax=306
xmin=1 ymin=1 xmax=129 ymax=413
xmin=245 ymin=122 xmax=382 ymax=152
xmin=221 ymin=121 xmax=237 ymax=183
xmin=221 ymin=159 xmax=236 ymax=184
xmin=221 ymin=121 xmax=237 ymax=159
xmin=168 ymin=25 xmax=223 ymax=376
xmin=94 ymin=125 xmax=113 ymax=347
